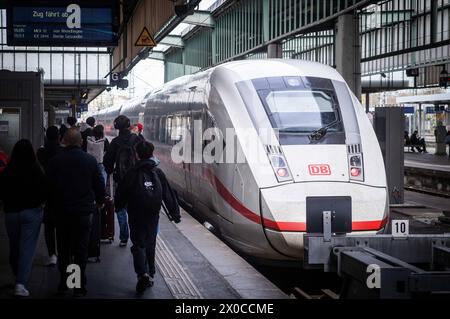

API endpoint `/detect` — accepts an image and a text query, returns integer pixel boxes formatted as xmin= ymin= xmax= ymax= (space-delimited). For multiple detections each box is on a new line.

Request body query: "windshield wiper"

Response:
xmin=309 ymin=120 xmax=341 ymax=142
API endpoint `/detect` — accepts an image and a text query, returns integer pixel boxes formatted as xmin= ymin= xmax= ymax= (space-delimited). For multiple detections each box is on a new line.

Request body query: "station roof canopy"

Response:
xmin=396 ymin=93 xmax=450 ymax=105
xmin=0 ymin=0 xmax=199 ymax=109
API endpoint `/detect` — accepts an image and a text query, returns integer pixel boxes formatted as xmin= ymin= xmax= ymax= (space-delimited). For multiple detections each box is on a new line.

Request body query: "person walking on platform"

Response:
xmin=410 ymin=130 xmax=427 ymax=153
xmin=136 ymin=123 xmax=145 ymax=141
xmin=0 ymin=139 xmax=50 ymax=297
xmin=37 ymin=126 xmax=63 ymax=266
xmin=46 ymin=128 xmax=105 ymax=297
xmin=87 ymin=124 xmax=110 ymax=186
xmin=115 ymin=141 xmax=180 ymax=294
xmin=103 ymin=115 xmax=140 ymax=247
xmin=81 ymin=117 xmax=96 ymax=152
xmin=66 ymin=116 xmax=78 ymax=129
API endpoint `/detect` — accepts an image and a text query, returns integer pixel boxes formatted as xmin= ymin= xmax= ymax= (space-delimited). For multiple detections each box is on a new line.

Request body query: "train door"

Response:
xmin=0 ymin=108 xmax=21 ymax=155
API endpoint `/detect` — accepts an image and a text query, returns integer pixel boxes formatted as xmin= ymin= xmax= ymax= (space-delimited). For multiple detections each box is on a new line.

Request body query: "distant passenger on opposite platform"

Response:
xmin=0 ymin=139 xmax=49 ymax=297
xmin=37 ymin=126 xmax=63 ymax=267
xmin=87 ymin=124 xmax=110 ymax=186
xmin=103 ymin=115 xmax=140 ymax=247
xmin=82 ymin=117 xmax=96 ymax=152
xmin=445 ymin=128 xmax=450 ymax=159
xmin=115 ymin=140 xmax=180 ymax=294
xmin=46 ymin=128 xmax=105 ymax=297
xmin=410 ymin=130 xmax=427 ymax=153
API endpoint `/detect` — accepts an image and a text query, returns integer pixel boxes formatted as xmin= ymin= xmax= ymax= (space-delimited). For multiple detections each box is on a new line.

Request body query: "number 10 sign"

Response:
xmin=392 ymin=220 xmax=409 ymax=237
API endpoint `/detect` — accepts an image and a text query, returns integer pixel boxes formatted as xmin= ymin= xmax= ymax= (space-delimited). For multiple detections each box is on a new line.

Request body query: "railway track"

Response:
xmin=290 ymin=287 xmax=339 ymax=300
xmin=404 ymin=186 xmax=450 ymax=199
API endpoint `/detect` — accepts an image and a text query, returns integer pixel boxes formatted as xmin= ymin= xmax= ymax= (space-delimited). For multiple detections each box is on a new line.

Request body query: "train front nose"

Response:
xmin=259 ymin=182 xmax=388 ymax=259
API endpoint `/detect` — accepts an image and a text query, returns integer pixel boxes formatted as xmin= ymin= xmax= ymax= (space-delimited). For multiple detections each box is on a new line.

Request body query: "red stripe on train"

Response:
xmin=210 ymin=170 xmax=387 ymax=232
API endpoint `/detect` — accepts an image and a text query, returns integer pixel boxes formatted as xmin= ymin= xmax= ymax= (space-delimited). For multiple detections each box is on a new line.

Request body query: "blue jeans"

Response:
xmin=116 ymin=208 xmax=129 ymax=242
xmin=98 ymin=163 xmax=107 ymax=187
xmin=5 ymin=207 xmax=43 ymax=285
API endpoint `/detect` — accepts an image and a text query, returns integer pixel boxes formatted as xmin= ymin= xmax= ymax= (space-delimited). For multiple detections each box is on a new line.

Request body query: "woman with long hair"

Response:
xmin=0 ymin=139 xmax=49 ymax=297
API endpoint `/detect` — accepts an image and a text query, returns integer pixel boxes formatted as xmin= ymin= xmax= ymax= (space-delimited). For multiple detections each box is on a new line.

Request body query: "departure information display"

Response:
xmin=7 ymin=1 xmax=119 ymax=47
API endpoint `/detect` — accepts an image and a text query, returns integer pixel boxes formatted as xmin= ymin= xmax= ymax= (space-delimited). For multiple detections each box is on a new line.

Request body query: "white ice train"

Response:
xmin=92 ymin=60 xmax=389 ymax=264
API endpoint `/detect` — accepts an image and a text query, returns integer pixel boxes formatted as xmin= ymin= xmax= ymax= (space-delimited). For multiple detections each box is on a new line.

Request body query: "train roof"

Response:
xmin=150 ymin=59 xmax=345 ymax=97
xmin=213 ymin=59 xmax=345 ymax=83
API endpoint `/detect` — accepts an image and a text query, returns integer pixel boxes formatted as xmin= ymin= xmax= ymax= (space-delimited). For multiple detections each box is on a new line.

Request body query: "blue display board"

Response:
xmin=7 ymin=1 xmax=119 ymax=47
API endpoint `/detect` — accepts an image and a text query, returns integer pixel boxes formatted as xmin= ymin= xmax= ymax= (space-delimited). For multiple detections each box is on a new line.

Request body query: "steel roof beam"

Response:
xmin=159 ymin=35 xmax=184 ymax=48
xmin=148 ymin=51 xmax=165 ymax=61
xmin=182 ymin=10 xmax=214 ymax=27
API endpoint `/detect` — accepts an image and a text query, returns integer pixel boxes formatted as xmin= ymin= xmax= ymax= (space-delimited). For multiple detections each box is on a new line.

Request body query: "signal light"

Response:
xmin=350 ymin=167 xmax=360 ymax=177
xmin=277 ymin=168 xmax=288 ymax=178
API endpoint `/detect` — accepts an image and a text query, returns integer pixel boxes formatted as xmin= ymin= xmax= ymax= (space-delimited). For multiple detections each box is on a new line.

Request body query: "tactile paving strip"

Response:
xmin=155 ymin=236 xmax=203 ymax=299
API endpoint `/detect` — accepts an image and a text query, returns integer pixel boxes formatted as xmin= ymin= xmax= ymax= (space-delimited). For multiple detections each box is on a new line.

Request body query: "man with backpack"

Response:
xmin=103 ymin=115 xmax=140 ymax=247
xmin=115 ymin=140 xmax=180 ymax=294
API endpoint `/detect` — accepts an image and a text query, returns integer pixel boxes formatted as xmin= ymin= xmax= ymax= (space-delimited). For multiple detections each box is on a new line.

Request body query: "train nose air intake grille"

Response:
xmin=347 ymin=144 xmax=362 ymax=154
xmin=265 ymin=145 xmax=283 ymax=154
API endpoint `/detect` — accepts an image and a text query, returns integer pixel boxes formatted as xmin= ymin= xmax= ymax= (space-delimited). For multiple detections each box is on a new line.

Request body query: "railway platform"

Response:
xmin=0 ymin=208 xmax=287 ymax=299
xmin=404 ymin=152 xmax=450 ymax=196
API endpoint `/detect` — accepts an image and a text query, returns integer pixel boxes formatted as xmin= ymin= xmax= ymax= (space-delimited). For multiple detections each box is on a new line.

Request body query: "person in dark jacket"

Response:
xmin=0 ymin=139 xmax=49 ymax=297
xmin=81 ymin=116 xmax=95 ymax=152
xmin=46 ymin=128 xmax=105 ymax=297
xmin=37 ymin=126 xmax=63 ymax=267
xmin=103 ymin=115 xmax=140 ymax=247
xmin=410 ymin=130 xmax=427 ymax=153
xmin=115 ymin=140 xmax=180 ymax=294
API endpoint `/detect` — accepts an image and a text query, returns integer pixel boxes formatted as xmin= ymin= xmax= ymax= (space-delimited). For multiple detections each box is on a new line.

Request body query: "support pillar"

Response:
xmin=365 ymin=92 xmax=370 ymax=113
xmin=267 ymin=43 xmax=282 ymax=58
xmin=47 ymin=105 xmax=55 ymax=127
xmin=335 ymin=13 xmax=361 ymax=100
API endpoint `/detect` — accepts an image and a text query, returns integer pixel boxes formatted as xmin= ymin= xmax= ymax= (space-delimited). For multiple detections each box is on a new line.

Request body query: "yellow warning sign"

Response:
xmin=135 ymin=27 xmax=157 ymax=47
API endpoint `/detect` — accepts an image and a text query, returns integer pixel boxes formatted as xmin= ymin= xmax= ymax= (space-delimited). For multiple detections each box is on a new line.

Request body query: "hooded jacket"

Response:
xmin=115 ymin=158 xmax=180 ymax=224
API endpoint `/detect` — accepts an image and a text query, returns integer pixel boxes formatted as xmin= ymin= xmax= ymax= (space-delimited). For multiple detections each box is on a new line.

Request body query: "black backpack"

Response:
xmin=115 ymin=134 xmax=138 ymax=182
xmin=135 ymin=168 xmax=163 ymax=214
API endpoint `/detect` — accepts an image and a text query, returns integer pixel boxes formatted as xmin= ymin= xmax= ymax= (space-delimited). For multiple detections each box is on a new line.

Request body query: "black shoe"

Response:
xmin=73 ymin=287 xmax=87 ymax=298
xmin=136 ymin=275 xmax=151 ymax=294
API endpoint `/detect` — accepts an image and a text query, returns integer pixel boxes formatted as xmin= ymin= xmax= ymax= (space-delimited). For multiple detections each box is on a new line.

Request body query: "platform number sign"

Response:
xmin=392 ymin=220 xmax=409 ymax=237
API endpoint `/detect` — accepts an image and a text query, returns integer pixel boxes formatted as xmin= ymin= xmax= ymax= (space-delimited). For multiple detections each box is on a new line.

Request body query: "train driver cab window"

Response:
xmin=263 ymin=90 xmax=340 ymax=133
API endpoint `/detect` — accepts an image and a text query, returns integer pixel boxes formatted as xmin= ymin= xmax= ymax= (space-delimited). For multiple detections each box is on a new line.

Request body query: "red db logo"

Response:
xmin=308 ymin=164 xmax=331 ymax=175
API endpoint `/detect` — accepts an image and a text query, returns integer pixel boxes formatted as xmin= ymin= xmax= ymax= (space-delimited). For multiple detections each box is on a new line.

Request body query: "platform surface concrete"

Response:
xmin=0 ymin=207 xmax=287 ymax=299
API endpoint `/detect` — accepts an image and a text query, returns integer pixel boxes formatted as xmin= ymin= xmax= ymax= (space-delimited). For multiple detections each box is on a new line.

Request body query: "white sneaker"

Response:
xmin=47 ymin=254 xmax=57 ymax=266
xmin=14 ymin=284 xmax=29 ymax=297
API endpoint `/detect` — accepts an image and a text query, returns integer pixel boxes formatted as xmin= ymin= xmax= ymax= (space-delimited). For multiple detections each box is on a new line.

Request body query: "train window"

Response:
xmin=262 ymin=90 xmax=341 ymax=133
xmin=165 ymin=117 xmax=172 ymax=144
xmin=154 ymin=117 xmax=160 ymax=142
xmin=159 ymin=117 xmax=166 ymax=143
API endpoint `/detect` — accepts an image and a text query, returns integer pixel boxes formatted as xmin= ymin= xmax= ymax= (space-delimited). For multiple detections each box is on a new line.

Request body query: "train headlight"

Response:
xmin=277 ymin=168 xmax=289 ymax=177
xmin=269 ymin=154 xmax=292 ymax=182
xmin=350 ymin=167 xmax=360 ymax=177
xmin=348 ymin=153 xmax=364 ymax=181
